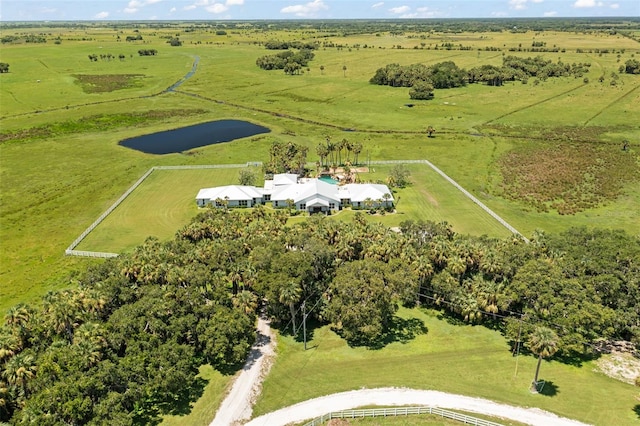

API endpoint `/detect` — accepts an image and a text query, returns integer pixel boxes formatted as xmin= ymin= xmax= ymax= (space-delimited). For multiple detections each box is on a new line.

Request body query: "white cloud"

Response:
xmin=543 ymin=10 xmax=557 ymax=16
xmin=531 ymin=0 xmax=544 ymax=3
xmin=94 ymin=11 xmax=109 ymax=19
xmin=170 ymin=7 xmax=177 ymax=12
xmin=574 ymin=0 xmax=596 ymax=7
xmin=206 ymin=3 xmax=228 ymax=13
xmin=491 ymin=11 xmax=508 ymax=17
xmin=389 ymin=5 xmax=410 ymax=14
xmin=372 ymin=2 xmax=384 ymax=8
xmin=226 ymin=0 xmax=244 ymax=5
xmin=610 ymin=3 xmax=620 ymax=8
xmin=281 ymin=0 xmax=328 ymax=17
xmin=124 ymin=0 xmax=162 ymax=13
xmin=408 ymin=7 xmax=437 ymax=18
xmin=184 ymin=4 xmax=197 ymax=10
xmin=509 ymin=0 xmax=528 ymax=10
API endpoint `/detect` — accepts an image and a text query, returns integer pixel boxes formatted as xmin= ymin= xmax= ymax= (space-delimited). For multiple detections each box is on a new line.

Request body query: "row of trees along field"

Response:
xmin=2 ymin=207 xmax=639 ymax=423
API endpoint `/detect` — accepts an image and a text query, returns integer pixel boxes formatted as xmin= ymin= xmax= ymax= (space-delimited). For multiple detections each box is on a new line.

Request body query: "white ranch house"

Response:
xmin=196 ymin=173 xmax=393 ymax=213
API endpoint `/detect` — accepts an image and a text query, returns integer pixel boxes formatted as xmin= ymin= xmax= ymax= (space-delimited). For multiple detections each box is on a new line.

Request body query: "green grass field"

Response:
xmin=76 ymin=162 xmax=514 ymax=254
xmin=251 ymin=307 xmax=638 ymax=426
xmin=75 ymin=167 xmax=260 ymax=253
xmin=1 ymin=22 xmax=639 ymax=425
xmin=2 ymin=20 xmax=639 ymax=321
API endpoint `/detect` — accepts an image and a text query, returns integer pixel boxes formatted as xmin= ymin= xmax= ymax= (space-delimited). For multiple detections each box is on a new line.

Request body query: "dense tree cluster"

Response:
xmin=125 ymin=34 xmax=143 ymax=42
xmin=369 ymin=61 xmax=467 ymax=89
xmin=621 ymin=59 xmax=640 ymax=74
xmin=370 ymin=56 xmax=592 ymax=97
xmin=263 ymin=141 xmax=309 ymax=176
xmin=2 ymin=208 xmax=639 ymax=422
xmin=0 ymin=229 xmax=258 ymax=424
xmin=256 ymin=49 xmax=315 ymax=74
xmin=0 ymin=63 xmax=9 ymax=73
xmin=264 ymin=40 xmax=319 ymax=50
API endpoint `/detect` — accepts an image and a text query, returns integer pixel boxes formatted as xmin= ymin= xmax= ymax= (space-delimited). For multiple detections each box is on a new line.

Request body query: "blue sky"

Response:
xmin=2 ymin=0 xmax=638 ymax=21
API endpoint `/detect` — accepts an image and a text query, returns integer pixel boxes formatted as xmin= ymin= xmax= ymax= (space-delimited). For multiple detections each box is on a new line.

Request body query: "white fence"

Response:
xmin=303 ymin=406 xmax=504 ymax=426
xmin=65 ymin=159 xmax=523 ymax=259
xmin=65 ymin=163 xmax=261 ymax=258
xmin=371 ymin=160 xmax=528 ymax=242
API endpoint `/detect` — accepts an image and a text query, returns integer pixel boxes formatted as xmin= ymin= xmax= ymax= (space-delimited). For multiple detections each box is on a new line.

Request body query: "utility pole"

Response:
xmin=302 ymin=300 xmax=307 ymax=350
xmin=514 ymin=315 xmax=523 ymax=377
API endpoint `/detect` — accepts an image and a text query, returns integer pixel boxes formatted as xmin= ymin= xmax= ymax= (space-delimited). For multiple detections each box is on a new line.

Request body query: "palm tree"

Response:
xmin=528 ymin=326 xmax=559 ymax=392
xmin=0 ymin=332 xmax=21 ymax=364
xmin=5 ymin=304 xmax=30 ymax=330
xmin=279 ymin=282 xmax=301 ymax=335
xmin=233 ymin=290 xmax=258 ymax=314
xmin=320 ymin=65 xmax=325 ymax=75
xmin=316 ymin=143 xmax=329 ymax=168
xmin=2 ymin=352 xmax=36 ymax=389
xmin=343 ymin=65 xmax=347 ymax=77
xmin=352 ymin=141 xmax=363 ymax=166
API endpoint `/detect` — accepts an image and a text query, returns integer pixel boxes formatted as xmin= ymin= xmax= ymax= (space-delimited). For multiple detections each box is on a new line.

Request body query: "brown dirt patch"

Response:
xmin=73 ymin=74 xmax=145 ymax=93
xmin=595 ymin=351 xmax=640 ymax=385
xmin=497 ymin=143 xmax=639 ymax=214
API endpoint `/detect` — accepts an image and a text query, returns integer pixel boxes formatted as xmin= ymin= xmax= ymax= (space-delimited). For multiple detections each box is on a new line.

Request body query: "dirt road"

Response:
xmin=245 ymin=387 xmax=590 ymax=426
xmin=210 ymin=316 xmax=276 ymax=426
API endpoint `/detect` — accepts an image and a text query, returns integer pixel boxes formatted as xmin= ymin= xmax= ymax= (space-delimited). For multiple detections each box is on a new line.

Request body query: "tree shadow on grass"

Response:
xmin=552 ymin=350 xmax=598 ymax=368
xmin=537 ymin=380 xmax=559 ymax=397
xmin=358 ymin=316 xmax=428 ymax=350
xmin=166 ymin=375 xmax=208 ymax=416
xmin=294 ymin=316 xmax=323 ymax=346
xmin=633 ymin=404 xmax=640 ymax=419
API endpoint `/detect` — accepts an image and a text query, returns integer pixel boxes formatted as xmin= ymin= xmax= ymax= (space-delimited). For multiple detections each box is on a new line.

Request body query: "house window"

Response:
xmin=239 ymin=200 xmax=248 ymax=207
xmin=274 ymin=201 xmax=278 ymax=207
xmin=341 ymin=198 xmax=350 ymax=205
xmin=264 ymin=194 xmax=271 ymax=201
xmin=329 ymin=203 xmax=335 ymax=209
xmin=300 ymin=203 xmax=306 ymax=210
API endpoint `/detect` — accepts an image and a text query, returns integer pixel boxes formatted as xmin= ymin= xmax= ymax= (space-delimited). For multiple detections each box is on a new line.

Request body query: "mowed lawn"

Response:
xmin=251 ymin=307 xmax=638 ymax=426
xmin=76 ymin=167 xmax=256 ymax=253
xmin=78 ymin=161 xmax=513 ymax=255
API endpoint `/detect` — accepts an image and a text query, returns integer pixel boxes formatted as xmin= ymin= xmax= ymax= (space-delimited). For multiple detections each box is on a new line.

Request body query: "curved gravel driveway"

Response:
xmin=245 ymin=387 xmax=590 ymax=426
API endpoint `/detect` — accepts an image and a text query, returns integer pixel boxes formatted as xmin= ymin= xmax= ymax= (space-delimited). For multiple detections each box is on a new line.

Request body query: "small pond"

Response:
xmin=119 ymin=119 xmax=270 ymax=154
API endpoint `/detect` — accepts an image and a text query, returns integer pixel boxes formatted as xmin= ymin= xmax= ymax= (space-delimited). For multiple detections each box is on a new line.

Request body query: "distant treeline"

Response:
xmin=264 ymin=40 xmax=319 ymax=50
xmin=2 ymin=17 xmax=639 ymax=35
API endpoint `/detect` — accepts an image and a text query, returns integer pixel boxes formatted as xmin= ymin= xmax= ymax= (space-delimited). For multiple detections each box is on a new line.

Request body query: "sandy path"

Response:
xmin=245 ymin=388 xmax=590 ymax=426
xmin=210 ymin=316 xmax=276 ymax=426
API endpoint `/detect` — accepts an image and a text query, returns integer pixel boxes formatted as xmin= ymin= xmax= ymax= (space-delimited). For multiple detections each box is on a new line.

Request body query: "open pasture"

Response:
xmin=75 ymin=167 xmax=257 ymax=253
xmin=76 ymin=162 xmax=514 ymax=254
xmin=251 ymin=307 xmax=638 ymax=426
xmin=1 ymin=22 xmax=639 ymax=312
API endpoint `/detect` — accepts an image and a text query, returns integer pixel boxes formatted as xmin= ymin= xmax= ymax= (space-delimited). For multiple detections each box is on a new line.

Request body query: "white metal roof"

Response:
xmin=343 ymin=184 xmax=394 ymax=202
xmin=195 ymin=185 xmax=263 ymax=201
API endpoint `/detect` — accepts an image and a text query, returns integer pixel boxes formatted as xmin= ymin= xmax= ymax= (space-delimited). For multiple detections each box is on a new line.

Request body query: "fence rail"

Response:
xmin=65 ymin=163 xmax=261 ymax=258
xmin=370 ymin=160 xmax=527 ymax=242
xmin=303 ymin=406 xmax=504 ymax=426
xmin=65 ymin=250 xmax=118 ymax=258
xmin=66 ymin=159 xmax=524 ymax=259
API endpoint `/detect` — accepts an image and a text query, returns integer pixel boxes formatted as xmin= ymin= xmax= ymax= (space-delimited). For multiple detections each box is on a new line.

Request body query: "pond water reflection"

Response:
xmin=119 ymin=119 xmax=270 ymax=154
